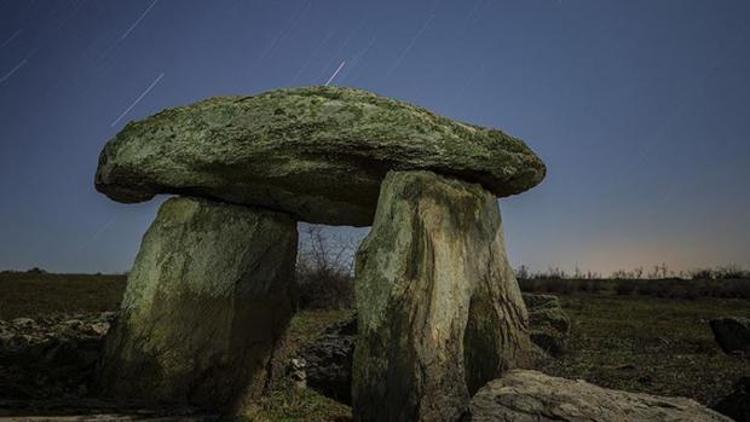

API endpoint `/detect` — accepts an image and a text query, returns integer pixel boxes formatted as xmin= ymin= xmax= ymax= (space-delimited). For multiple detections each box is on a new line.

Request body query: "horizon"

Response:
xmin=1 ymin=0 xmax=749 ymax=275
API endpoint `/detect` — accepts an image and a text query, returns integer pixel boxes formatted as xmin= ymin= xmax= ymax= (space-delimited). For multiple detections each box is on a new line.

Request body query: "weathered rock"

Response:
xmin=98 ymin=197 xmax=297 ymax=414
xmin=296 ymin=316 xmax=356 ymax=404
xmin=352 ymin=170 xmax=531 ymax=422
xmin=95 ymin=86 xmax=546 ymax=226
xmin=712 ymin=377 xmax=750 ymax=422
xmin=0 ymin=313 xmax=115 ymax=399
xmin=710 ymin=317 xmax=750 ymax=355
xmin=288 ymin=358 xmax=307 ymax=390
xmin=468 ymin=369 xmax=731 ymax=421
xmin=523 ymin=294 xmax=571 ymax=356
xmin=294 ymin=298 xmax=566 ymax=407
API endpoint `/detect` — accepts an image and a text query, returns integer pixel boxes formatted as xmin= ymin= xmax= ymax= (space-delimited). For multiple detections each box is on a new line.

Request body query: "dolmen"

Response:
xmin=94 ymin=86 xmax=546 ymax=420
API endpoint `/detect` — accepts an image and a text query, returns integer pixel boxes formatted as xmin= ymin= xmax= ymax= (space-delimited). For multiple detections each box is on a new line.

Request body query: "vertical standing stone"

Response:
xmin=352 ymin=171 xmax=531 ymax=422
xmin=99 ymin=197 xmax=297 ymax=413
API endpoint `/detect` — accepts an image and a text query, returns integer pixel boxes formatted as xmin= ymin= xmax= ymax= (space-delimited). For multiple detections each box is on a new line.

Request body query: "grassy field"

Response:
xmin=536 ymin=295 xmax=750 ymax=405
xmin=0 ymin=271 xmax=126 ymax=320
xmin=1 ymin=272 xmax=749 ymax=419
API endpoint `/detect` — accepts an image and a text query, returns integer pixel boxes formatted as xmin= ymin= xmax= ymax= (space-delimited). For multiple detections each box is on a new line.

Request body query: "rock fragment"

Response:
xmin=468 ymin=370 xmax=731 ymax=421
xmin=710 ymin=316 xmax=750 ymax=355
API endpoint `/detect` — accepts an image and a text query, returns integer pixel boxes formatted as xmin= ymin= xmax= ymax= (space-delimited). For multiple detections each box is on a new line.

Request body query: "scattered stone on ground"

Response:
xmin=95 ymin=86 xmax=545 ymax=226
xmin=712 ymin=377 xmax=750 ymax=422
xmin=710 ymin=316 xmax=750 ymax=356
xmin=523 ymin=293 xmax=571 ymax=357
xmin=467 ymin=369 xmax=732 ymax=421
xmin=0 ymin=312 xmax=114 ymax=400
xmin=99 ymin=197 xmax=298 ymax=414
xmin=294 ymin=294 xmax=569 ymax=406
xmin=287 ymin=358 xmax=307 ymax=390
xmin=352 ymin=170 xmax=531 ymax=422
xmin=294 ymin=316 xmax=356 ymax=405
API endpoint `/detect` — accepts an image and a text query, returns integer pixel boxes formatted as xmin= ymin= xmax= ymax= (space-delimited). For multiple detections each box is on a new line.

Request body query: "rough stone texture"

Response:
xmin=523 ymin=294 xmax=571 ymax=356
xmin=293 ymin=295 xmax=566 ymax=407
xmin=0 ymin=313 xmax=115 ymax=399
xmin=710 ymin=317 xmax=750 ymax=355
xmin=295 ymin=316 xmax=356 ymax=404
xmin=712 ymin=377 xmax=750 ymax=422
xmin=95 ymin=86 xmax=546 ymax=226
xmin=352 ymin=170 xmax=531 ymax=422
xmin=98 ymin=197 xmax=297 ymax=414
xmin=468 ymin=369 xmax=731 ymax=422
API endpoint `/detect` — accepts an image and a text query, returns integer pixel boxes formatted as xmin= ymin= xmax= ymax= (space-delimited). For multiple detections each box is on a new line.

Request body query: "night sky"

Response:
xmin=1 ymin=0 xmax=749 ymax=275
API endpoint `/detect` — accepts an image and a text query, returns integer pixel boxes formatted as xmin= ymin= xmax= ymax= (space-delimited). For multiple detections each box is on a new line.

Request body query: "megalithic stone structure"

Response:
xmin=98 ymin=197 xmax=297 ymax=413
xmin=93 ymin=86 xmax=546 ymax=417
xmin=94 ymin=87 xmax=545 ymax=227
xmin=352 ymin=171 xmax=531 ymax=422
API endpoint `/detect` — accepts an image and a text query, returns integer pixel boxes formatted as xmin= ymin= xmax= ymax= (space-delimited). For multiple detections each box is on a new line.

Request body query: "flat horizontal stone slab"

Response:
xmin=95 ymin=86 xmax=545 ymax=226
xmin=468 ymin=370 xmax=730 ymax=421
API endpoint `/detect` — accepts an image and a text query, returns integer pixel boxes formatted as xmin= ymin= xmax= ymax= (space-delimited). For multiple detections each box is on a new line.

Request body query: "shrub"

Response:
xmin=296 ymin=226 xmax=356 ymax=310
xmin=715 ymin=265 xmax=750 ymax=279
xmin=614 ymin=280 xmax=638 ymax=295
xmin=690 ymin=268 xmax=714 ymax=280
xmin=581 ymin=280 xmax=605 ymax=294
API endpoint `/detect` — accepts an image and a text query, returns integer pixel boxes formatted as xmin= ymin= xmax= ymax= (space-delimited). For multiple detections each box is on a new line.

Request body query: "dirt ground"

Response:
xmin=1 ymin=272 xmax=748 ymax=420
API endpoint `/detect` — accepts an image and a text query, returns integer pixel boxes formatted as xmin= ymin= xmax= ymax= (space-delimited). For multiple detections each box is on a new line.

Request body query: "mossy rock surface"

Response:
xmin=95 ymin=86 xmax=545 ymax=226
xmin=352 ymin=170 xmax=531 ymax=421
xmin=99 ymin=196 xmax=298 ymax=413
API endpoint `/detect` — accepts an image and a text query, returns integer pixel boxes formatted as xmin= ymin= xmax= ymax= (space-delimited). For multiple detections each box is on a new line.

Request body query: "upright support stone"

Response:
xmin=352 ymin=171 xmax=531 ymax=422
xmin=99 ymin=197 xmax=297 ymax=414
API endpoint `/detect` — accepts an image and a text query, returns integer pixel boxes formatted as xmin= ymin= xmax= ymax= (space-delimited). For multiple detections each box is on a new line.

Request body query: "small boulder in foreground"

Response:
xmin=712 ymin=377 xmax=750 ymax=422
xmin=710 ymin=316 xmax=750 ymax=355
xmin=523 ymin=294 xmax=571 ymax=356
xmin=467 ymin=369 xmax=730 ymax=421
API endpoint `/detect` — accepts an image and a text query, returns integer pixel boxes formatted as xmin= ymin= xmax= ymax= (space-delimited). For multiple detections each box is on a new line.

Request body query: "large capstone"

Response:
xmin=98 ymin=197 xmax=297 ymax=414
xmin=95 ymin=86 xmax=545 ymax=226
xmin=352 ymin=170 xmax=531 ymax=422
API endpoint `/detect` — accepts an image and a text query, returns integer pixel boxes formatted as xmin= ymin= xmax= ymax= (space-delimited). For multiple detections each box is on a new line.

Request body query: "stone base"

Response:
xmin=352 ymin=171 xmax=531 ymax=422
xmin=98 ymin=197 xmax=297 ymax=414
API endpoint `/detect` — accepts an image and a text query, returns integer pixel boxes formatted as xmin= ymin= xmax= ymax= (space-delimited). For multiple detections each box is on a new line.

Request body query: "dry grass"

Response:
xmin=0 ymin=271 xmax=126 ymax=320
xmin=519 ymin=277 xmax=750 ymax=299
xmin=2 ymin=271 xmax=749 ymax=417
xmin=0 ymin=271 xmax=352 ymax=421
xmin=536 ymin=294 xmax=750 ymax=405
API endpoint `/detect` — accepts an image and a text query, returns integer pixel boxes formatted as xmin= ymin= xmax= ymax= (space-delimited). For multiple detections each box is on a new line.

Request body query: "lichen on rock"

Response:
xmin=99 ymin=197 xmax=298 ymax=414
xmin=352 ymin=170 xmax=531 ymax=422
xmin=95 ymin=86 xmax=546 ymax=226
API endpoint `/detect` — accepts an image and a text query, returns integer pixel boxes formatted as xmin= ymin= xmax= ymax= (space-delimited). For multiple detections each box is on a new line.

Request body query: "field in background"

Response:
xmin=1 ymin=271 xmax=749 ymax=419
xmin=519 ymin=277 xmax=750 ymax=299
xmin=537 ymin=295 xmax=750 ymax=405
xmin=0 ymin=271 xmax=126 ymax=320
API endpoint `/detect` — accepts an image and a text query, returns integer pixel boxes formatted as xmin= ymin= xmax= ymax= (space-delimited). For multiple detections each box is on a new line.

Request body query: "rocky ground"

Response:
xmin=0 ymin=313 xmax=113 ymax=400
xmin=1 ymin=274 xmax=749 ymax=420
xmin=0 ymin=313 xmax=210 ymax=419
xmin=535 ymin=295 xmax=750 ymax=407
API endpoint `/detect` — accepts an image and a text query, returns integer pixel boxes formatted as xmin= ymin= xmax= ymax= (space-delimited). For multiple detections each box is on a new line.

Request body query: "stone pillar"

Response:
xmin=99 ymin=196 xmax=297 ymax=414
xmin=352 ymin=171 xmax=531 ymax=422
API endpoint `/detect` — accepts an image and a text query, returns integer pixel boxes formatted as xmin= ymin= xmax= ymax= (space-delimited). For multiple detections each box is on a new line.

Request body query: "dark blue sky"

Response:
xmin=1 ymin=0 xmax=748 ymax=274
